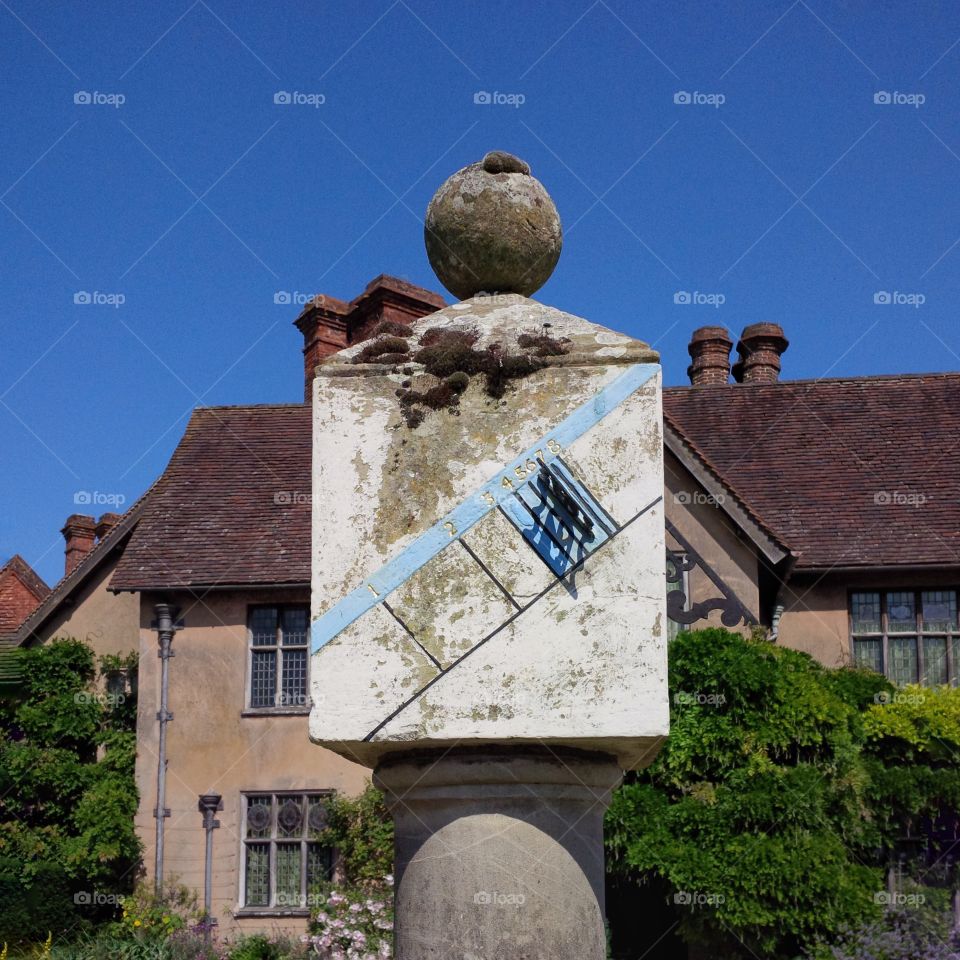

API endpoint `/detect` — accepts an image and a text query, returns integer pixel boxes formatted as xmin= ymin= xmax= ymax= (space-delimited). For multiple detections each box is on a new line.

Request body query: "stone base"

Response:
xmin=373 ymin=747 xmax=623 ymax=960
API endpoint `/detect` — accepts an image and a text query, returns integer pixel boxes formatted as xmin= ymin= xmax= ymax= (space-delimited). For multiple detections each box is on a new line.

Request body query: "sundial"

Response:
xmin=307 ymin=153 xmax=668 ymax=960
xmin=308 ymin=293 xmax=666 ymax=768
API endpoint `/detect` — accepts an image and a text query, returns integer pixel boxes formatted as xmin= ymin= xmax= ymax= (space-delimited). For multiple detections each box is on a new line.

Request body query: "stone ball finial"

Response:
xmin=424 ymin=152 xmax=562 ymax=301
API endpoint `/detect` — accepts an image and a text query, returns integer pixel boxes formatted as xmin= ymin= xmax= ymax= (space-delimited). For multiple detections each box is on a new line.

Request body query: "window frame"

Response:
xmin=238 ymin=790 xmax=335 ymax=913
xmin=244 ymin=604 xmax=312 ymax=714
xmin=848 ymin=588 xmax=958 ymax=686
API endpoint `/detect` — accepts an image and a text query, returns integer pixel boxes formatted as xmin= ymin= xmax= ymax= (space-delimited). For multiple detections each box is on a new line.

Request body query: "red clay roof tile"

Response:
xmin=664 ymin=373 xmax=960 ymax=569
xmin=110 ymin=404 xmax=312 ymax=590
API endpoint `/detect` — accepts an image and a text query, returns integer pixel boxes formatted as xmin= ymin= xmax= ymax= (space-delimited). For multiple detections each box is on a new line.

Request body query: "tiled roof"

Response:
xmin=663 ymin=373 xmax=960 ymax=570
xmin=109 ymin=372 xmax=960 ymax=591
xmin=16 ymin=495 xmax=147 ymax=642
xmin=110 ymin=404 xmax=312 ymax=590
xmin=0 ymin=554 xmax=50 ymax=637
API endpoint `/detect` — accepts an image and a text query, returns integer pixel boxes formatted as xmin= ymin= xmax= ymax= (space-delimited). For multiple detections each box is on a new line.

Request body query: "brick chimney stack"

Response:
xmin=62 ymin=514 xmax=96 ymax=576
xmin=95 ymin=512 xmax=122 ymax=541
xmin=294 ymin=275 xmax=445 ymax=401
xmin=732 ymin=323 xmax=789 ymax=384
xmin=687 ymin=326 xmax=733 ymax=386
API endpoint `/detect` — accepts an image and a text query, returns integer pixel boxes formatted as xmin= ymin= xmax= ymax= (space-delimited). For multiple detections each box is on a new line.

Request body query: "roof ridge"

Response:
xmin=0 ymin=554 xmax=50 ymax=598
xmin=15 ymin=483 xmax=154 ymax=643
xmin=194 ymin=402 xmax=310 ymax=412
xmin=664 ymin=370 xmax=960 ymax=392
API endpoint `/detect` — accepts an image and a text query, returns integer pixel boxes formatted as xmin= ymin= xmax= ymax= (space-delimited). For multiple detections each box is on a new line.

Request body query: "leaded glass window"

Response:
xmin=852 ymin=592 xmax=882 ymax=634
xmin=849 ymin=589 xmax=958 ymax=687
xmin=889 ymin=636 xmax=918 ymax=685
xmin=242 ymin=792 xmax=334 ymax=910
xmin=248 ymin=605 xmax=311 ymax=709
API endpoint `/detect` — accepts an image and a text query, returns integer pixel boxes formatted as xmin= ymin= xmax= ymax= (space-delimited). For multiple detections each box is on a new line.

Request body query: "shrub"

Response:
xmin=115 ymin=884 xmax=194 ymax=941
xmin=318 ymin=785 xmax=392 ymax=887
xmin=226 ymin=933 xmax=307 ymax=960
xmin=807 ymin=908 xmax=960 ymax=960
xmin=606 ymin=629 xmax=882 ymax=959
xmin=0 ymin=639 xmax=139 ymax=947
xmin=310 ymin=883 xmax=393 ymax=959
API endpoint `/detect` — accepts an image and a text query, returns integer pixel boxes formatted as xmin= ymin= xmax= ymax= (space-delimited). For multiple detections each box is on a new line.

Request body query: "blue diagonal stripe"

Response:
xmin=311 ymin=362 xmax=659 ymax=653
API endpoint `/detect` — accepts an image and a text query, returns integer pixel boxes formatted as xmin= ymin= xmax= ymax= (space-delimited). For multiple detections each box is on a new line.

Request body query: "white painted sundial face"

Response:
xmin=308 ymin=296 xmax=669 ymax=770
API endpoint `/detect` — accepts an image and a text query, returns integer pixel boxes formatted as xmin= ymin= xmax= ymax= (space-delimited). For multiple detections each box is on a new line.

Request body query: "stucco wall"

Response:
xmin=777 ymin=568 xmax=960 ymax=669
xmin=134 ymin=589 xmax=369 ymax=940
xmin=663 ymin=449 xmax=761 ymax=630
xmin=30 ymin=553 xmax=140 ymax=658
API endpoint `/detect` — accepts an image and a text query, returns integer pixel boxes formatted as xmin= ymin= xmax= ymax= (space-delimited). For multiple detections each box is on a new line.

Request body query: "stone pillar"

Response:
xmin=374 ymin=748 xmax=623 ymax=960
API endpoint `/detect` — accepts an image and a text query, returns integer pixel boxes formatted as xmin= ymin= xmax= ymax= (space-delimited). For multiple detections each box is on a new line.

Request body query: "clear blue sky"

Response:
xmin=3 ymin=0 xmax=959 ymax=586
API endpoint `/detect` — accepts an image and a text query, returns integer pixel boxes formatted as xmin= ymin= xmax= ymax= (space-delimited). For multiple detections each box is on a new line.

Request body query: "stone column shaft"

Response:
xmin=374 ymin=748 xmax=623 ymax=960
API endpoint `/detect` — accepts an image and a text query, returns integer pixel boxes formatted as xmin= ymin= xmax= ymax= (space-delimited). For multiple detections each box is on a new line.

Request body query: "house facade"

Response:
xmin=9 ymin=275 xmax=959 ymax=936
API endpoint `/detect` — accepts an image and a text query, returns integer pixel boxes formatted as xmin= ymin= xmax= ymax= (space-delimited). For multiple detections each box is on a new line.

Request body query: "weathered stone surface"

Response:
xmin=308 ymin=294 xmax=667 ymax=770
xmin=374 ymin=749 xmax=621 ymax=960
xmin=424 ymin=154 xmax=562 ymax=300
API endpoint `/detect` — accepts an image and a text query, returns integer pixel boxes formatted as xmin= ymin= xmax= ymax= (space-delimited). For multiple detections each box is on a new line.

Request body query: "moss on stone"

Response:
xmin=445 ymin=371 xmax=470 ymax=394
xmin=370 ymin=319 xmax=413 ymax=338
xmin=517 ymin=330 xmax=571 ymax=357
xmin=383 ymin=326 xmax=570 ymax=428
xmin=352 ymin=337 xmax=411 ymax=364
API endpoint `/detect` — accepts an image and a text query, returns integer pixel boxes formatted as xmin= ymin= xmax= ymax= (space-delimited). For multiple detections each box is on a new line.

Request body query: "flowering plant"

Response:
xmin=809 ymin=908 xmax=960 ymax=960
xmin=309 ymin=876 xmax=394 ymax=960
xmin=116 ymin=883 xmax=194 ymax=940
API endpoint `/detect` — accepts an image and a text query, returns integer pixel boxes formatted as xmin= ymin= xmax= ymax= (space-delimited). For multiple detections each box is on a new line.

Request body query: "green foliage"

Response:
xmin=115 ymin=884 xmax=194 ymax=941
xmin=863 ymin=685 xmax=960 ymax=763
xmin=806 ymin=904 xmax=960 ymax=960
xmin=0 ymin=638 xmax=140 ymax=947
xmin=318 ymin=783 xmax=393 ymax=887
xmin=225 ymin=934 xmax=307 ymax=960
xmin=862 ymin=685 xmax=960 ymax=881
xmin=607 ymin=629 xmax=888 ymax=959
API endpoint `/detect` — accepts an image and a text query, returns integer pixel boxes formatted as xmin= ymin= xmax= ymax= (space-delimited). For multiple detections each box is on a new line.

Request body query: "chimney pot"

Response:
xmin=95 ymin=512 xmax=122 ymax=541
xmin=687 ymin=325 xmax=733 ymax=386
xmin=732 ymin=323 xmax=789 ymax=384
xmin=61 ymin=514 xmax=96 ymax=576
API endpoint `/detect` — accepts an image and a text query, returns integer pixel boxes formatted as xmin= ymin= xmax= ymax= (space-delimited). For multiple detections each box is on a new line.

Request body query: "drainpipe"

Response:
xmin=198 ymin=793 xmax=222 ymax=943
xmin=768 ymin=557 xmax=797 ymax=643
xmin=153 ymin=603 xmax=177 ymax=893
